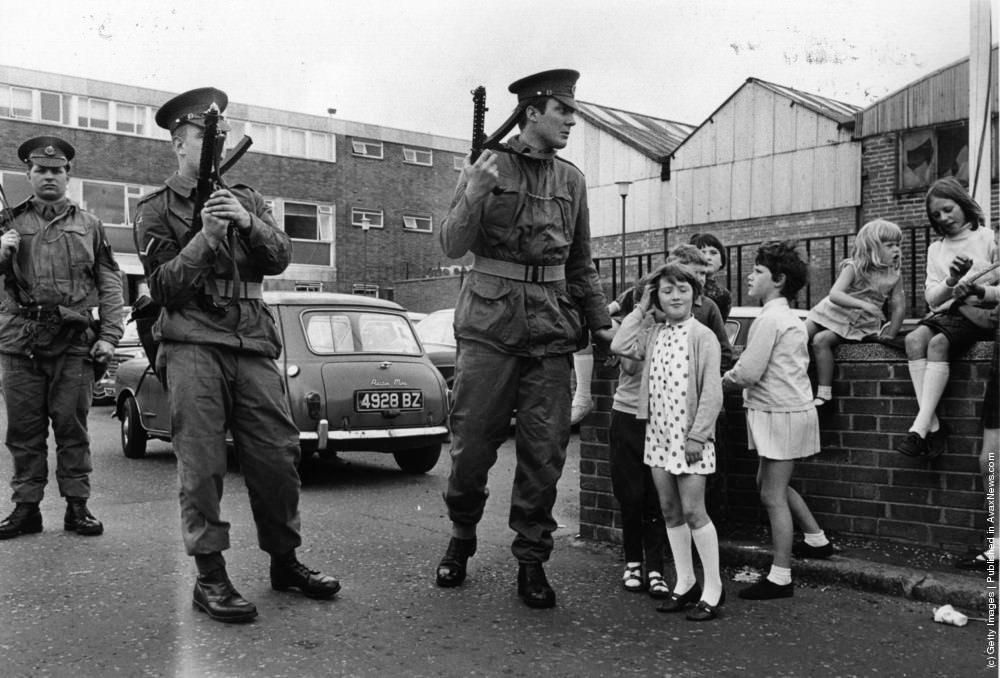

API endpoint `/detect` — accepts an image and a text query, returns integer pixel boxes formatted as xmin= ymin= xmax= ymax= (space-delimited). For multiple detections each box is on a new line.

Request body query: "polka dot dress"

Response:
xmin=644 ymin=319 xmax=715 ymax=475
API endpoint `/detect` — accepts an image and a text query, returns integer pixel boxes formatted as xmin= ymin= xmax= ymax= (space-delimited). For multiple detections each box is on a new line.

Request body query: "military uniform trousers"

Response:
xmin=0 ymin=352 xmax=95 ymax=503
xmin=160 ymin=342 xmax=302 ymax=556
xmin=445 ymin=340 xmax=572 ymax=563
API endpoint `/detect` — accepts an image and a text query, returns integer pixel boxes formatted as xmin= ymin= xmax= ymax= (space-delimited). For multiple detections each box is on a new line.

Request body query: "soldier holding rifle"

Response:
xmin=437 ymin=69 xmax=613 ymax=608
xmin=135 ymin=88 xmax=339 ymax=624
xmin=0 ymin=136 xmax=124 ymax=540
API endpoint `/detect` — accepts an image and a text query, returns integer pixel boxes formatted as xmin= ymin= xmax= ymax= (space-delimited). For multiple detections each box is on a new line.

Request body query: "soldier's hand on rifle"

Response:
xmin=204 ymin=189 xmax=252 ymax=235
xmin=464 ymin=150 xmax=500 ymax=203
xmin=0 ymin=230 xmax=19 ymax=258
xmin=89 ymin=339 xmax=115 ymax=365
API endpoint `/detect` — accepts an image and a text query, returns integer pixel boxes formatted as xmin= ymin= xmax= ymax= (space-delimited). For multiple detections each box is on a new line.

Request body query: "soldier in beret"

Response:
xmin=0 ymin=136 xmax=125 ymax=540
xmin=135 ymin=87 xmax=339 ymax=624
xmin=436 ymin=69 xmax=613 ymax=608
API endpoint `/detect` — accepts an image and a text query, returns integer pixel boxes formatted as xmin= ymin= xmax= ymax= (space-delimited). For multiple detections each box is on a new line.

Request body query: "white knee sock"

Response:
xmin=912 ymin=361 xmax=949 ymax=436
xmin=691 ymin=522 xmax=722 ymax=605
xmin=573 ymin=351 xmax=594 ymax=406
xmin=666 ymin=525 xmax=696 ymax=594
xmin=767 ymin=564 xmax=792 ymax=586
xmin=907 ymin=359 xmax=940 ymax=433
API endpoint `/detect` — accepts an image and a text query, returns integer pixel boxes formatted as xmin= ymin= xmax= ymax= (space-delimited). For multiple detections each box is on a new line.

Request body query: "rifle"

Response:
xmin=0 ymin=183 xmax=30 ymax=304
xmin=189 ymin=102 xmax=254 ymax=308
xmin=468 ymin=86 xmax=521 ymax=195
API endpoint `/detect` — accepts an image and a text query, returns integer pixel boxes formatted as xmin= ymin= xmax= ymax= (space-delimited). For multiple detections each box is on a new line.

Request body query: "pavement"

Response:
xmin=714 ymin=534 xmax=992 ymax=614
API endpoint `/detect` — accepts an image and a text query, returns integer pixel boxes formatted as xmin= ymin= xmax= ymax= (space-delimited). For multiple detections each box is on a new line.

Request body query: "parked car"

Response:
xmin=92 ymin=307 xmax=143 ymax=405
xmin=415 ymin=308 xmax=456 ymax=387
xmin=113 ymin=292 xmax=450 ymax=474
xmin=724 ymin=305 xmax=810 ymax=354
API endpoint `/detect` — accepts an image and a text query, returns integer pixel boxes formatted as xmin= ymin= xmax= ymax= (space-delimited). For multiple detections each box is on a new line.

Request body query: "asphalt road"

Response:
xmin=0 ymin=401 xmax=993 ymax=678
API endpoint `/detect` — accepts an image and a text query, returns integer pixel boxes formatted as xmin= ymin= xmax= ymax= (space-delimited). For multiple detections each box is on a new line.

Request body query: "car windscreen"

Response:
xmin=302 ymin=310 xmax=422 ymax=355
xmin=415 ymin=311 xmax=455 ymax=347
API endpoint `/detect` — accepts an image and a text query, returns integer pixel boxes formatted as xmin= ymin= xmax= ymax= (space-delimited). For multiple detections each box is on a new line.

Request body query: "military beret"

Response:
xmin=17 ymin=136 xmax=75 ymax=168
xmin=155 ymin=87 xmax=230 ymax=132
xmin=508 ymin=69 xmax=579 ymax=111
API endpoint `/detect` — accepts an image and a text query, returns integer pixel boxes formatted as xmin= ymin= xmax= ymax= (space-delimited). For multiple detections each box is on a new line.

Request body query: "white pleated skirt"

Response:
xmin=746 ymin=407 xmax=821 ymax=460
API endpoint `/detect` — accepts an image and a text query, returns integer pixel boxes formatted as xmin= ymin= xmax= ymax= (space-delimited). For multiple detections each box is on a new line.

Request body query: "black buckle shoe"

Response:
xmin=193 ymin=575 xmax=258 ymax=623
xmin=517 ymin=562 xmax=556 ymax=609
xmin=0 ymin=503 xmax=42 ymax=539
xmin=270 ymin=559 xmax=341 ymax=599
xmin=436 ymin=537 xmax=477 ymax=588
xmin=64 ymin=500 xmax=103 ymax=536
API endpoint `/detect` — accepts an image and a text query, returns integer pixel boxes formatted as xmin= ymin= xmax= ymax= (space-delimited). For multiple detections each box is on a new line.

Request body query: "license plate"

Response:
xmin=355 ymin=390 xmax=423 ymax=412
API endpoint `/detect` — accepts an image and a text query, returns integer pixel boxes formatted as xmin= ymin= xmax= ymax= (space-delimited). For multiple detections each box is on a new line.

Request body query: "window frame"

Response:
xmin=403 ymin=147 xmax=433 ymax=166
xmin=351 ymin=208 xmax=384 ymax=229
xmin=402 ymin=214 xmax=433 ymax=233
xmin=351 ymin=139 xmax=384 ymax=160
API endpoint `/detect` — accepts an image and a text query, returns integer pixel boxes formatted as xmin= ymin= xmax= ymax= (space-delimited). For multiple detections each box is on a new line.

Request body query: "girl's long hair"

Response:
xmin=924 ymin=177 xmax=986 ymax=237
xmin=850 ymin=219 xmax=903 ymax=278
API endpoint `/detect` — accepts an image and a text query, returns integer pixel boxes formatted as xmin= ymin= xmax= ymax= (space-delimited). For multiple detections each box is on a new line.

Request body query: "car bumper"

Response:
xmin=301 ymin=421 xmax=449 ymax=450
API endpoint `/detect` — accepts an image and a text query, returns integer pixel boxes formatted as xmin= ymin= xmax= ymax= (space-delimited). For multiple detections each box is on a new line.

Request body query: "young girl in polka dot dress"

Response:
xmin=611 ymin=262 xmax=725 ymax=621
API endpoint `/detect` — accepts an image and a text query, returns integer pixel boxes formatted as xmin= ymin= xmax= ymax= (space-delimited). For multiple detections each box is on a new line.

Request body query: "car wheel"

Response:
xmin=121 ymin=395 xmax=148 ymax=459
xmin=393 ymin=444 xmax=441 ymax=474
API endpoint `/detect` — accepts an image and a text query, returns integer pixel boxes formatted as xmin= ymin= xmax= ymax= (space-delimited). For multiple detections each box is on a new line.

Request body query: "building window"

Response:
xmin=351 ymin=208 xmax=383 ymax=229
xmin=282 ymin=201 xmax=334 ymax=241
xmin=403 ymin=148 xmax=433 ymax=166
xmin=1 ymin=171 xmax=32 ymax=205
xmin=40 ymin=91 xmax=69 ymax=124
xmin=309 ymin=131 xmax=334 ymax=161
xmin=284 ymin=128 xmax=307 ymax=157
xmin=351 ymin=139 xmax=383 ymax=159
xmin=78 ymin=98 xmax=110 ymax=130
xmin=295 ymin=281 xmax=323 ymax=292
xmin=402 ymin=214 xmax=432 ymax=233
xmin=453 ymin=156 xmax=465 ymax=171
xmin=80 ymin=180 xmax=146 ymax=225
xmin=0 ymin=87 xmax=33 ymax=119
xmin=115 ymin=103 xmax=144 ymax=135
xmin=225 ymin=120 xmax=248 ymax=148
xmin=899 ymin=123 xmax=974 ymax=191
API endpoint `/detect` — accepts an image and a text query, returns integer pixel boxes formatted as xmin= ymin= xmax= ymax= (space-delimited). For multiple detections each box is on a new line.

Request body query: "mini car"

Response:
xmin=113 ymin=292 xmax=450 ymax=474
xmin=724 ymin=305 xmax=810 ymax=354
xmin=414 ymin=308 xmax=456 ymax=387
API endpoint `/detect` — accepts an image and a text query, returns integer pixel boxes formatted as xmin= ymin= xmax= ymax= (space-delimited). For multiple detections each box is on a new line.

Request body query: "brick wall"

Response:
xmin=579 ymin=342 xmax=994 ymax=551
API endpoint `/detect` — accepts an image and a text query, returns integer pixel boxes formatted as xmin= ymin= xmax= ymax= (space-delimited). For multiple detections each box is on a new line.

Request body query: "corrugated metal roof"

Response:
xmin=853 ymin=45 xmax=998 ymax=137
xmin=574 ymin=101 xmax=695 ymax=161
xmin=749 ymin=78 xmax=862 ymax=125
xmin=669 ymin=78 xmax=861 ymax=158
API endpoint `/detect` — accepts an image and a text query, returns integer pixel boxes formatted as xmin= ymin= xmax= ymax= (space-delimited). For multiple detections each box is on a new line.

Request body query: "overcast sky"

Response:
xmin=0 ymin=0 xmax=985 ymax=139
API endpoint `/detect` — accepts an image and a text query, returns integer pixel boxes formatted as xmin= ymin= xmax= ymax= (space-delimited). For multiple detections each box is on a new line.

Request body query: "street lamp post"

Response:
xmin=361 ymin=215 xmax=370 ymax=287
xmin=616 ymin=181 xmax=632 ymax=292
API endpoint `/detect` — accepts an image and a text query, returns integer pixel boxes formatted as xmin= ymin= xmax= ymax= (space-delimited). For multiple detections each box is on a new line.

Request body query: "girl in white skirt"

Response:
xmin=723 ymin=241 xmax=832 ymax=600
xmin=611 ymin=263 xmax=725 ymax=621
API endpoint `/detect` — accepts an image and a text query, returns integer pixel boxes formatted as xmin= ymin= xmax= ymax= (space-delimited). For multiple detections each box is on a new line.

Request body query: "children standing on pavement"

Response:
xmin=806 ymin=219 xmax=905 ymax=406
xmin=895 ymin=177 xmax=997 ymax=459
xmin=611 ymin=263 xmax=725 ymax=621
xmin=722 ymin=241 xmax=832 ymax=601
xmin=690 ymin=233 xmax=733 ymax=320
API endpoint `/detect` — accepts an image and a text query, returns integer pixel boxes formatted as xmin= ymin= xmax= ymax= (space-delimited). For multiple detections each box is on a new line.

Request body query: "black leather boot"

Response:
xmin=193 ymin=573 xmax=258 ymax=623
xmin=270 ymin=555 xmax=341 ymax=599
xmin=64 ymin=499 xmax=103 ymax=535
xmin=517 ymin=562 xmax=556 ymax=609
xmin=435 ymin=537 xmax=477 ymax=588
xmin=0 ymin=503 xmax=42 ymax=539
